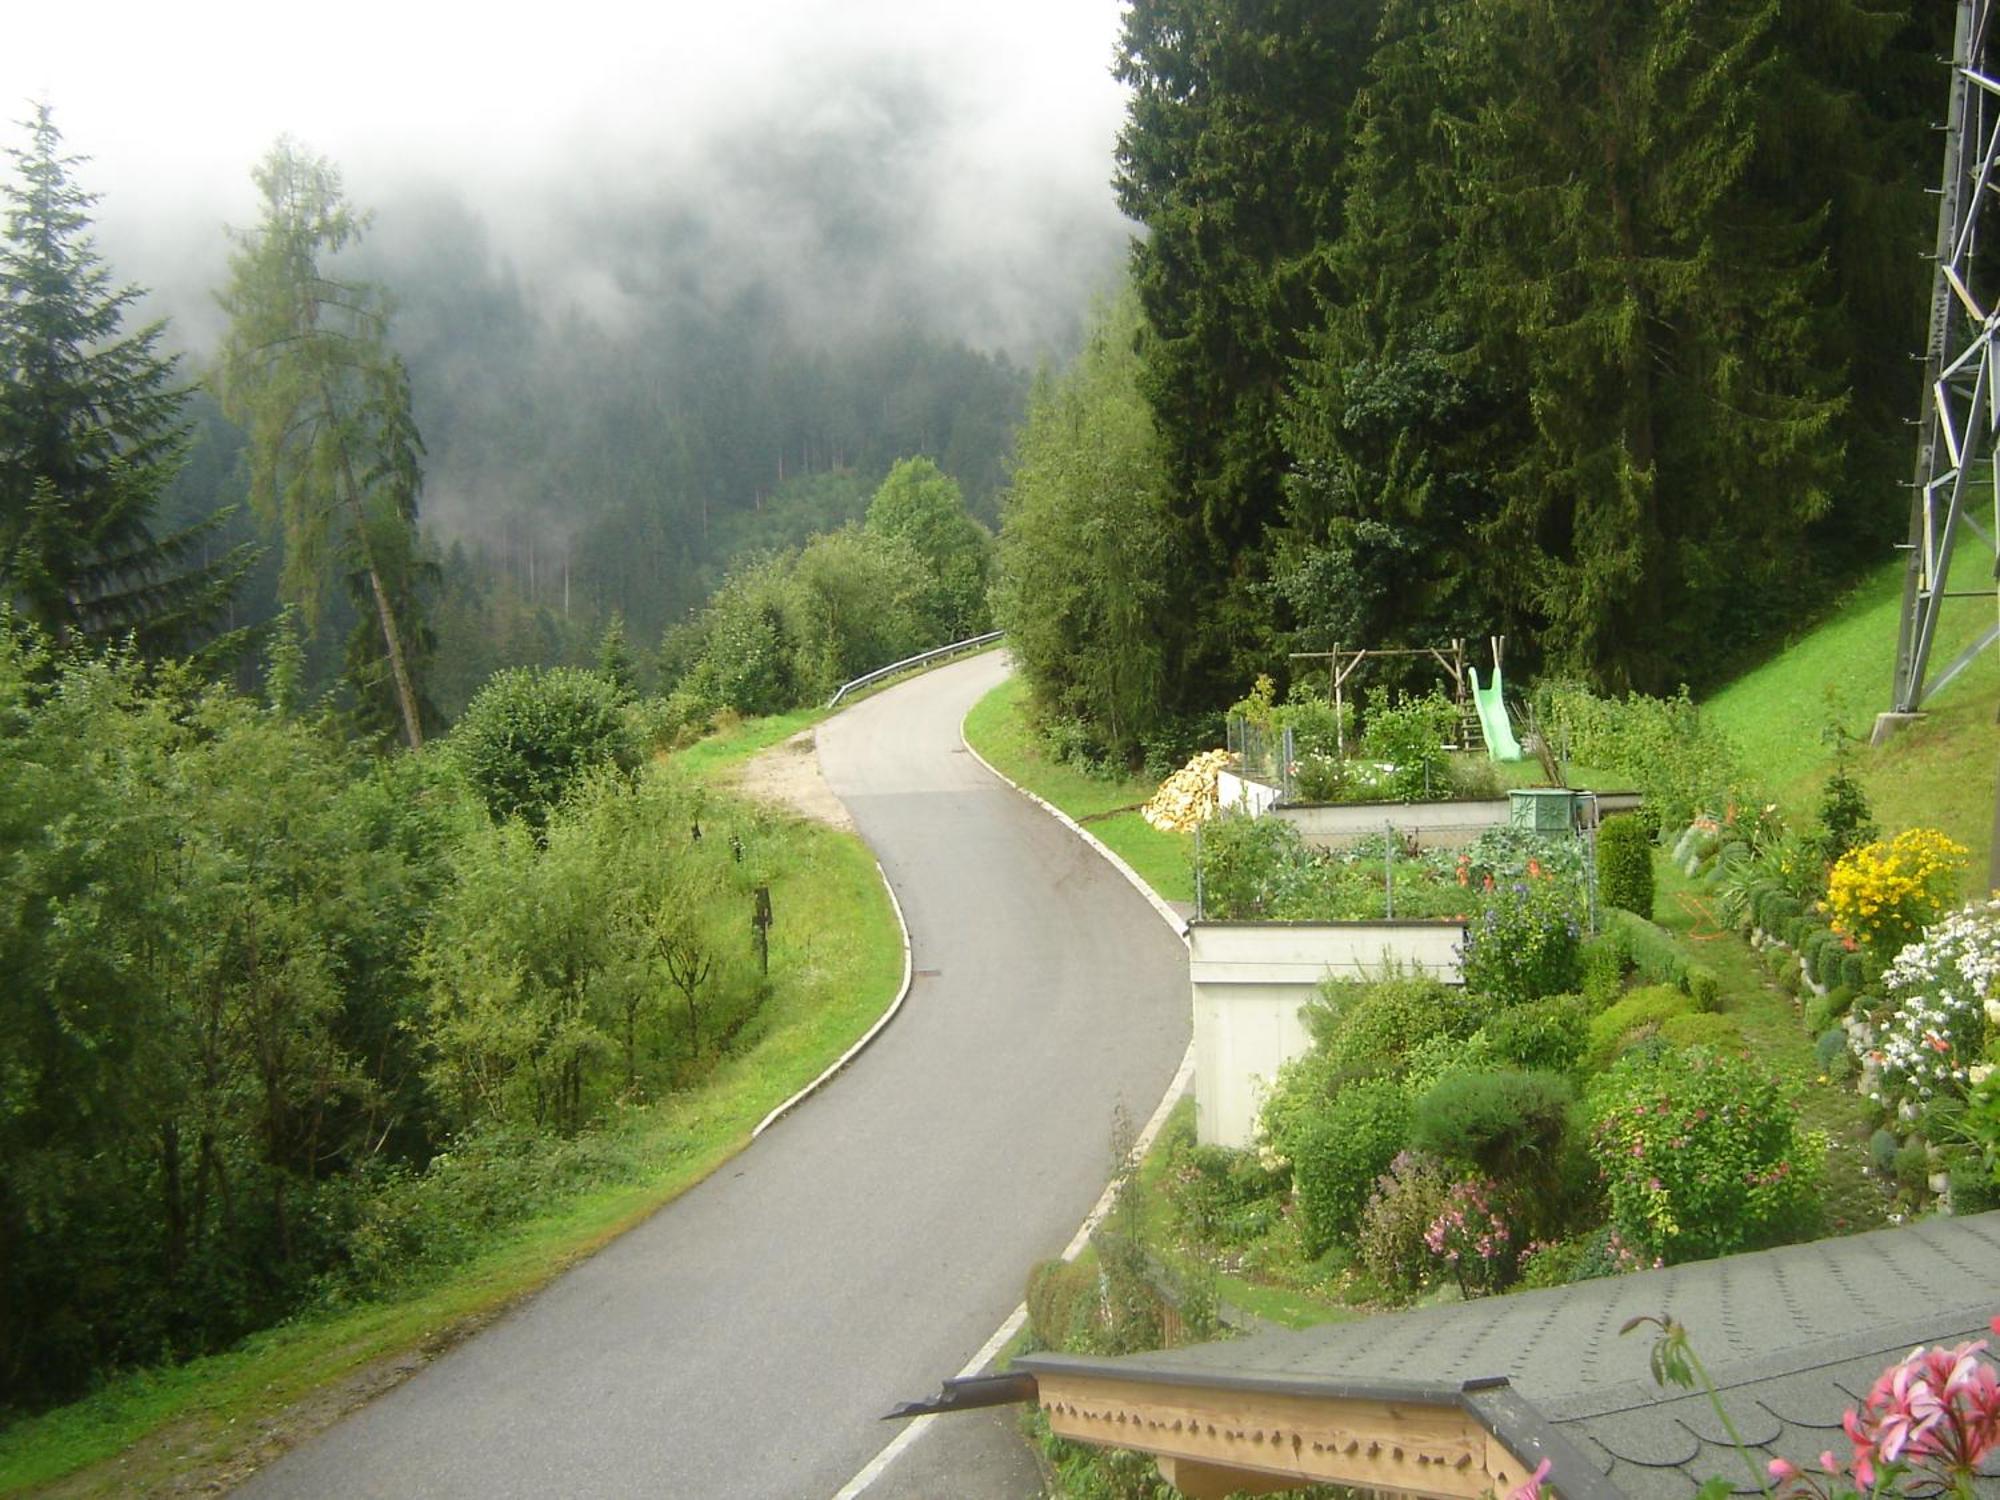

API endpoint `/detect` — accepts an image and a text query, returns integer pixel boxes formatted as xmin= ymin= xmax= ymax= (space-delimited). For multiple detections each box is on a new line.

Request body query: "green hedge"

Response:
xmin=1601 ymin=910 xmax=1721 ymax=1009
xmin=1597 ymin=814 xmax=1654 ymax=919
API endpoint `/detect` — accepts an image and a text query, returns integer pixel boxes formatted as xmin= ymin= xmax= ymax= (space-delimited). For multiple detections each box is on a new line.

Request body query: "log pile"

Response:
xmin=1141 ymin=749 xmax=1233 ymax=832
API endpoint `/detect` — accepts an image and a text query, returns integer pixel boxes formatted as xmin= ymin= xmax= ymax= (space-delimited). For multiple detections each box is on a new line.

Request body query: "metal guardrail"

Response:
xmin=825 ymin=630 xmax=1005 ymax=708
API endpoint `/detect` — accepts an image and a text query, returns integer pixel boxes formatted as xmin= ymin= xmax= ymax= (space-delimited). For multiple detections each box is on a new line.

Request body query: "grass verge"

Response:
xmin=1703 ymin=559 xmax=1998 ymax=884
xmin=0 ymin=811 xmax=903 ymax=1498
xmin=961 ymin=675 xmax=1195 ymax=907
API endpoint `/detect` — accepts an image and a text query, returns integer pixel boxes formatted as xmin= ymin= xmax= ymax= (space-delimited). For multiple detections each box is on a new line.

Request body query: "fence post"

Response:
xmin=1384 ymin=820 xmax=1395 ymax=921
xmin=1193 ymin=821 xmax=1205 ymax=921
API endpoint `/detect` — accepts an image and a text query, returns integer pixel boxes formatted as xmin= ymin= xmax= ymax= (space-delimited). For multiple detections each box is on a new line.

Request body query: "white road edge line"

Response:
xmin=753 ymin=847 xmax=915 ymax=1139
xmin=829 ymin=691 xmax=1196 ymax=1498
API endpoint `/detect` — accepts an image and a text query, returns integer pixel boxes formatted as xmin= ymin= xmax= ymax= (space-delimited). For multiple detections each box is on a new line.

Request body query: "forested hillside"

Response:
xmin=997 ymin=0 xmax=1947 ymax=764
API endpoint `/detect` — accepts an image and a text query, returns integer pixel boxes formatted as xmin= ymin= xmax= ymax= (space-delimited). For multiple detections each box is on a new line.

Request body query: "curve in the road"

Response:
xmin=233 ymin=653 xmax=1191 ymax=1500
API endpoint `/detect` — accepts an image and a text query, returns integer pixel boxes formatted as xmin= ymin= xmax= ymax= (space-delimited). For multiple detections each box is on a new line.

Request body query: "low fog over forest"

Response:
xmin=7 ymin=2 xmax=1133 ymax=712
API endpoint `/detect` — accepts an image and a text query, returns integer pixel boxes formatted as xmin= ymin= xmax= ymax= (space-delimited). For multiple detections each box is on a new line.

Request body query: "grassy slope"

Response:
xmin=961 ymin=673 xmax=1196 ymax=907
xmin=1703 ymin=559 xmax=1997 ymax=886
xmin=2 ymin=752 xmax=903 ymax=1497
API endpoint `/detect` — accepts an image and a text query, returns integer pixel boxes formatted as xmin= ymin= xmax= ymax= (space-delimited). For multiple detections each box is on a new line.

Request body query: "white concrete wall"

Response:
xmin=1188 ymin=920 xmax=1466 ymax=1148
xmin=1216 ymin=768 xmax=1281 ymax=816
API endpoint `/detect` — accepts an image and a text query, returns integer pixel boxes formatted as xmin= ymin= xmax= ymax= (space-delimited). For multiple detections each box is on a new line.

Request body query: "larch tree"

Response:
xmin=0 ymin=104 xmax=253 ymax=655
xmin=214 ymin=140 xmax=430 ymax=749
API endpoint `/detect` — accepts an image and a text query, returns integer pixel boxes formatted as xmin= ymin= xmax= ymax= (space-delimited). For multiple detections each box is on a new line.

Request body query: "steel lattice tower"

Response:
xmin=1883 ymin=0 xmax=2000 ymax=737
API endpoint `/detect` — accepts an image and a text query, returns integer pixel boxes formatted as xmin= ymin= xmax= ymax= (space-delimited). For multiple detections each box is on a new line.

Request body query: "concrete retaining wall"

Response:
xmin=1189 ymin=919 xmax=1465 ymax=1148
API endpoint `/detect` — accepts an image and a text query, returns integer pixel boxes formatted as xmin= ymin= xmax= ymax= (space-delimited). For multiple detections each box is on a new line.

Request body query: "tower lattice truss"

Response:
xmin=1890 ymin=0 xmax=2000 ymax=725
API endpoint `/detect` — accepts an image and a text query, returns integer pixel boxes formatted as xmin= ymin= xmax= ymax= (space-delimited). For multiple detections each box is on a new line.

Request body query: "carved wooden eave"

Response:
xmin=1023 ymin=1365 xmax=1610 ymax=1500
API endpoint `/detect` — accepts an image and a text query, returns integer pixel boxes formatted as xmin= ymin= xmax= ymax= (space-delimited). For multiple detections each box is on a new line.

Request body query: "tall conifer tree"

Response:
xmin=0 ymin=104 xmax=252 ymax=654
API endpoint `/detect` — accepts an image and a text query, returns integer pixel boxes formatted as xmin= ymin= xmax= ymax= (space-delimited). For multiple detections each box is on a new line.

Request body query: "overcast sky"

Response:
xmin=4 ymin=0 xmax=1137 ymax=356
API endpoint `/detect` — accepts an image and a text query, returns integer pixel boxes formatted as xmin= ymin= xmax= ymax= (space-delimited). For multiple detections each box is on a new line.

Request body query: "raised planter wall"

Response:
xmin=1272 ymin=789 xmax=1643 ymax=850
xmin=1189 ymin=919 xmax=1465 ymax=1149
xmin=1216 ymin=768 xmax=1281 ymax=816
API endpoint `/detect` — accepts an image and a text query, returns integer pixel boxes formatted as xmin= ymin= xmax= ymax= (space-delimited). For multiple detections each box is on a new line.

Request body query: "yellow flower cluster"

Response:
xmin=1825 ymin=828 xmax=1969 ymax=960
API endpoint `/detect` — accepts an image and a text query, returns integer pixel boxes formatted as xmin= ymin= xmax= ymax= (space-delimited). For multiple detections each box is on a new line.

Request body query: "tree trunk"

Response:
xmin=320 ymin=375 xmax=424 ymax=750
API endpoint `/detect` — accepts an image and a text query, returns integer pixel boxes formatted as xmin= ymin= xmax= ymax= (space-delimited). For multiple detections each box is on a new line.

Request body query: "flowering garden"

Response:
xmin=1037 ymin=679 xmax=1998 ymax=1353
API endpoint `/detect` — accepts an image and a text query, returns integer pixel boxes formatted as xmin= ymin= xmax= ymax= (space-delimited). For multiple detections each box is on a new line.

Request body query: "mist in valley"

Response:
xmin=5 ymin=1 xmax=1135 ymax=697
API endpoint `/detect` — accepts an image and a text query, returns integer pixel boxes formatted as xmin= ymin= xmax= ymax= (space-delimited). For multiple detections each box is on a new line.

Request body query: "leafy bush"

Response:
xmin=1308 ymin=974 xmax=1484 ymax=1076
xmin=1423 ymin=1175 xmax=1527 ymax=1296
xmin=1411 ymin=1069 xmax=1576 ymax=1186
xmin=1162 ymin=1135 xmax=1287 ymax=1248
xmin=1805 ymin=756 xmax=1878 ymax=876
xmin=1586 ymin=983 xmax=1704 ymax=1071
xmin=1026 ymin=1257 xmax=1098 ymax=1350
xmin=1287 ymin=1079 xmax=1413 ymax=1255
xmin=1657 ymin=1012 xmax=1745 ymax=1054
xmin=1600 ymin=909 xmax=1721 ymax=1007
xmin=1479 ymin=993 xmax=1590 ymax=1074
xmin=451 ymin=666 xmax=636 ymax=827
xmin=1361 ymin=690 xmax=1459 ymax=802
xmin=1357 ymin=1151 xmax=1456 ymax=1299
xmin=1826 ymin=829 xmax=1970 ymax=962
xmin=1459 ymin=875 xmax=1583 ymax=1007
xmin=1586 ymin=1046 xmax=1823 ymax=1264
xmin=1534 ymin=682 xmax=1750 ymax=836
xmin=1197 ymin=809 xmax=1310 ymax=919
xmin=1596 ymin=814 xmax=1654 ymax=919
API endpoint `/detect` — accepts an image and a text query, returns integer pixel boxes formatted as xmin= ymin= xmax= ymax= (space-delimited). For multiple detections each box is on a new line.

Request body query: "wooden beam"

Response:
xmin=1036 ymin=1372 xmax=1540 ymax=1500
xmin=1157 ymin=1456 xmax=1305 ymax=1498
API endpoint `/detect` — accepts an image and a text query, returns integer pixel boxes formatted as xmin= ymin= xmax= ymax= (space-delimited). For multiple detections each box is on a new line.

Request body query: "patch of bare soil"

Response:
xmin=725 ymin=730 xmax=855 ymax=831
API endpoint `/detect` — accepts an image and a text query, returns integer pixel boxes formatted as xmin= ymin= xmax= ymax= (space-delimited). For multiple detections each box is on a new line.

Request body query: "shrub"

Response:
xmin=1288 ymin=1079 xmax=1413 ymax=1255
xmin=1657 ymin=1012 xmax=1744 ymax=1054
xmin=1356 ymin=1151 xmax=1455 ymax=1300
xmin=1597 ymin=814 xmax=1654 ymax=919
xmin=1163 ymin=1137 xmax=1287 ymax=1248
xmin=1460 ymin=876 xmax=1583 ymax=1007
xmin=450 ymin=666 xmax=636 ymax=828
xmin=1411 ymin=1069 xmax=1576 ymax=1187
xmin=1867 ymin=1127 xmax=1900 ymax=1178
xmin=1825 ymin=829 xmax=1970 ymax=961
xmin=1196 ymin=809 xmax=1310 ymax=919
xmin=1361 ymin=690 xmax=1459 ymax=802
xmin=1307 ymin=973 xmax=1485 ymax=1076
xmin=1533 ymin=682 xmax=1749 ymax=836
xmin=1586 ymin=1047 xmax=1823 ymax=1264
xmin=1586 ymin=984 xmax=1703 ymax=1071
xmin=1578 ymin=935 xmax=1627 ymax=1009
xmin=1480 ymin=994 xmax=1590 ymax=1074
xmin=1424 ymin=1176 xmax=1528 ymax=1296
xmin=1600 ymin=909 xmax=1720 ymax=1007
xmin=1806 ymin=759 xmax=1878 ymax=875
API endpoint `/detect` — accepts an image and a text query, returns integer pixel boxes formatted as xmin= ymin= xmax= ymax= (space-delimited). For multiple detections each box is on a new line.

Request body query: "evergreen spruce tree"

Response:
xmin=1112 ymin=0 xmax=1383 ymax=699
xmin=0 ymin=104 xmax=253 ymax=655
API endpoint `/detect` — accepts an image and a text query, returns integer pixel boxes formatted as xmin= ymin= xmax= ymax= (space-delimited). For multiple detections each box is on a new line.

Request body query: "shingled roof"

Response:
xmin=1017 ymin=1211 xmax=2000 ymax=1499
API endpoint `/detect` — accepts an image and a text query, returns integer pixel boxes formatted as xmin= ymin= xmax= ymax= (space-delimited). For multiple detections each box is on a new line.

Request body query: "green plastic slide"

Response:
xmin=1469 ymin=665 xmax=1528 ymax=762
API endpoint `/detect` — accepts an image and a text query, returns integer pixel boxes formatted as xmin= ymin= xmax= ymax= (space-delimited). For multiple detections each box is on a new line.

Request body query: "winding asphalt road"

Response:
xmin=235 ymin=652 xmax=1190 ymax=1499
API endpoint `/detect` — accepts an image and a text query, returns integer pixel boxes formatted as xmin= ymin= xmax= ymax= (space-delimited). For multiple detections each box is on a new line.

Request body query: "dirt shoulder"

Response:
xmin=721 ymin=729 xmax=855 ymax=831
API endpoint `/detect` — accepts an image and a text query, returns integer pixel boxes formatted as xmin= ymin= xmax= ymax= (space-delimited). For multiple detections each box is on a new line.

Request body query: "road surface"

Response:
xmin=235 ymin=652 xmax=1190 ymax=1499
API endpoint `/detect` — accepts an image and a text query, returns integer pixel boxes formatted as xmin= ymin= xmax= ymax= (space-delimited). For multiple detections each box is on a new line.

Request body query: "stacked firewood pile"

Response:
xmin=1141 ymin=749 xmax=1233 ymax=832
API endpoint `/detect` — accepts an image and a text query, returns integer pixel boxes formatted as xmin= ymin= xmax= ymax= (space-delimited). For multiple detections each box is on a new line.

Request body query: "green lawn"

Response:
xmin=0 ymin=811 xmax=903 ymax=1498
xmin=1704 ymin=559 xmax=1997 ymax=886
xmin=961 ymin=674 xmax=1195 ymax=907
